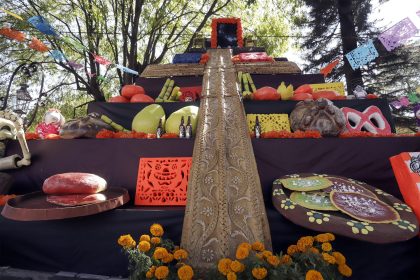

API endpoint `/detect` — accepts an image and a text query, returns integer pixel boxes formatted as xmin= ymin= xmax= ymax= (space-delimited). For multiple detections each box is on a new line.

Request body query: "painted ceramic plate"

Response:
xmin=279 ymin=176 xmax=332 ymax=191
xmin=272 ymin=173 xmax=419 ymax=243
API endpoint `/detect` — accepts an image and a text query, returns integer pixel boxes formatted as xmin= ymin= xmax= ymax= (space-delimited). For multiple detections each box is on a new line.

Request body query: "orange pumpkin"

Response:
xmin=130 ymin=94 xmax=154 ymax=103
xmin=121 ymin=84 xmax=145 ymax=99
xmin=109 ymin=96 xmax=130 ymax=103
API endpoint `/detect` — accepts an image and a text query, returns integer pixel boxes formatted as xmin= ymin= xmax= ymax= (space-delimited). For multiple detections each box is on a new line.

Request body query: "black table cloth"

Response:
xmin=1 ymin=137 xmax=419 ymax=279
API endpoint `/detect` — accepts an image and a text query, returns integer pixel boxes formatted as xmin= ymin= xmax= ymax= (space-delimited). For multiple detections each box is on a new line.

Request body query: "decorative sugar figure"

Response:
xmin=35 ymin=109 xmax=65 ymax=139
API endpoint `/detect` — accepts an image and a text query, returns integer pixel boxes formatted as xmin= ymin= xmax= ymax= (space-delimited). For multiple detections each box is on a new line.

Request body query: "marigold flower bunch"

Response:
xmin=215 ymin=233 xmax=351 ymax=280
xmin=118 ymin=224 xmax=193 ymax=280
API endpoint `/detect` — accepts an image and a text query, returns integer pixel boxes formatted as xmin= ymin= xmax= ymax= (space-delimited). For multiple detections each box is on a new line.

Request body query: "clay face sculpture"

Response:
xmin=289 ymin=98 xmax=346 ymax=136
xmin=341 ymin=106 xmax=391 ymax=134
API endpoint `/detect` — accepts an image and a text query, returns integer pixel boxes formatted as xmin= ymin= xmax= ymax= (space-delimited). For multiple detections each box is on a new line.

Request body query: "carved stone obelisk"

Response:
xmin=181 ymin=49 xmax=272 ymax=270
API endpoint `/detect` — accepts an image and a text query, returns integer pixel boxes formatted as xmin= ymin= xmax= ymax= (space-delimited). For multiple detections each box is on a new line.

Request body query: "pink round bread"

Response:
xmin=43 ymin=173 xmax=107 ymax=195
xmin=47 ymin=193 xmax=107 ymax=206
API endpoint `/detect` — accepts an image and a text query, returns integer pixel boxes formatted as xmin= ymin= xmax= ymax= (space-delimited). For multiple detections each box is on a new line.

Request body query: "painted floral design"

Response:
xmin=374 ymin=188 xmax=391 ymax=196
xmin=201 ymin=206 xmax=214 ymax=217
xmin=204 ymin=176 xmax=214 ymax=184
xmin=393 ymin=203 xmax=412 ymax=212
xmin=280 ymin=199 xmax=296 ymax=210
xmin=234 ymin=205 xmax=245 ymax=215
xmin=201 ymin=248 xmax=215 ymax=262
xmin=346 ymin=220 xmax=374 ymax=235
xmin=392 ymin=219 xmax=417 ymax=232
xmin=272 ymin=189 xmax=284 ymax=196
xmin=231 ymin=176 xmax=240 ymax=185
xmin=273 ymin=179 xmax=283 ymax=185
xmin=306 ymin=211 xmax=330 ymax=224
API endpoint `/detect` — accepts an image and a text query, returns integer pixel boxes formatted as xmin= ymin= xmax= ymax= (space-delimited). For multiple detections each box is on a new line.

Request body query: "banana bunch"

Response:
xmin=277 ymin=82 xmax=294 ymax=100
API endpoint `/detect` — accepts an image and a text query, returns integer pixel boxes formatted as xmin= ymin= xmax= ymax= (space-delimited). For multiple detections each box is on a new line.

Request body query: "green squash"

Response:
xmin=132 ymin=104 xmax=165 ymax=133
xmin=165 ymin=106 xmax=199 ymax=135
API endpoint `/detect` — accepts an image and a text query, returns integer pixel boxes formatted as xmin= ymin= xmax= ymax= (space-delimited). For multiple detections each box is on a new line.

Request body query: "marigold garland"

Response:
xmin=161 ymin=133 xmax=178 ymax=138
xmin=332 ymin=251 xmax=346 ymax=265
xmin=260 ymin=130 xmax=322 ymax=139
xmin=218 ymin=258 xmax=233 ymax=275
xmin=322 ymin=253 xmax=336 ymax=264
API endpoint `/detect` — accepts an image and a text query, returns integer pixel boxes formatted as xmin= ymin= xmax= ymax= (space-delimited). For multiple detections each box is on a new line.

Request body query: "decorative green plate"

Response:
xmin=279 ymin=176 xmax=332 ymax=191
xmin=290 ymin=191 xmax=338 ymax=211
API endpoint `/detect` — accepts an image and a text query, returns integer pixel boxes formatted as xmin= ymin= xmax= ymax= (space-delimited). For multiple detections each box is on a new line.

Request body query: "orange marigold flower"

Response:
xmin=314 ymin=233 xmax=329 ymax=243
xmin=146 ymin=265 xmax=156 ymax=279
xmin=230 ymin=260 xmax=244 ymax=273
xmin=162 ymin=253 xmax=174 ymax=263
xmin=322 ymin=253 xmax=336 ymax=264
xmin=305 ymin=269 xmax=324 ymax=280
xmin=217 ymin=258 xmax=232 ymax=275
xmin=154 ymin=266 xmax=169 ymax=279
xmin=332 ymin=251 xmax=346 ymax=265
xmin=321 ymin=242 xmax=332 ymax=252
xmin=117 ymin=234 xmax=136 ymax=249
xmin=177 ymin=265 xmax=194 ymax=280
xmin=153 ymin=247 xmax=168 ymax=260
xmin=325 ymin=233 xmax=335 ymax=241
xmin=150 ymin=223 xmax=164 ymax=237
xmin=338 ymin=264 xmax=352 ymax=277
xmin=266 ymin=255 xmax=281 ymax=267
xmin=280 ymin=254 xmax=292 ymax=265
xmin=251 ymin=241 xmax=265 ymax=252
xmin=140 ymin=234 xmax=151 ymax=242
xmin=251 ymin=267 xmax=268 ymax=279
xmin=227 ymin=271 xmax=237 ymax=280
xmin=309 ymin=247 xmax=320 ymax=254
xmin=297 ymin=236 xmax=314 ymax=252
xmin=151 ymin=237 xmax=161 ymax=245
xmin=138 ymin=241 xmax=151 ymax=252
xmin=145 ymin=270 xmax=153 ymax=279
xmin=238 ymin=242 xmax=252 ymax=250
xmin=255 ymin=252 xmax=264 ymax=260
xmin=262 ymin=250 xmax=273 ymax=259
xmin=236 ymin=246 xmax=250 ymax=260
xmin=173 ymin=249 xmax=188 ymax=260
xmin=287 ymin=244 xmax=299 ymax=255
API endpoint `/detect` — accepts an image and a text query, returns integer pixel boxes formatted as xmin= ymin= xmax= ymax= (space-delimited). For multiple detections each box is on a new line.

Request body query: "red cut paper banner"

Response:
xmin=28 ymin=37 xmax=49 ymax=52
xmin=135 ymin=157 xmax=192 ymax=206
xmin=93 ymin=53 xmax=111 ymax=66
xmin=320 ymin=59 xmax=340 ymax=77
xmin=0 ymin=27 xmax=25 ymax=42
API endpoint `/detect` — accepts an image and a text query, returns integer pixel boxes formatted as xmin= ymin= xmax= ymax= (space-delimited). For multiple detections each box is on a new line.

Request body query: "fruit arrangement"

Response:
xmin=109 ymin=84 xmax=154 ymax=103
xmin=155 ymin=79 xmax=201 ymax=102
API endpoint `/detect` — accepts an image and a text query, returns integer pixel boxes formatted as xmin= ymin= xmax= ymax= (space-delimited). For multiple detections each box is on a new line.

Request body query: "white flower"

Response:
xmin=201 ymin=248 xmax=215 ymax=262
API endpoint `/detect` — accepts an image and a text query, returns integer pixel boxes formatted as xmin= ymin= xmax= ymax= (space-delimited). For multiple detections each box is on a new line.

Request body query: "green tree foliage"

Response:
xmin=296 ymin=0 xmax=419 ymax=131
xmin=1 ymin=0 xmax=298 ymax=129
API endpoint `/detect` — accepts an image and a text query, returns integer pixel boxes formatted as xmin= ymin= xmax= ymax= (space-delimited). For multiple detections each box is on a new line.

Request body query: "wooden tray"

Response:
xmin=1 ymin=187 xmax=129 ymax=221
xmin=272 ymin=173 xmax=419 ymax=243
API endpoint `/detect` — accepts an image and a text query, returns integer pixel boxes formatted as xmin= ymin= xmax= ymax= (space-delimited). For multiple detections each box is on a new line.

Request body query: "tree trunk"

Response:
xmin=337 ymin=0 xmax=363 ymax=95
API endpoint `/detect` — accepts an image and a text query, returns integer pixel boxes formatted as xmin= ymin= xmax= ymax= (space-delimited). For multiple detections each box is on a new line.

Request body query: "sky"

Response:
xmin=285 ymin=0 xmax=420 ymax=68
